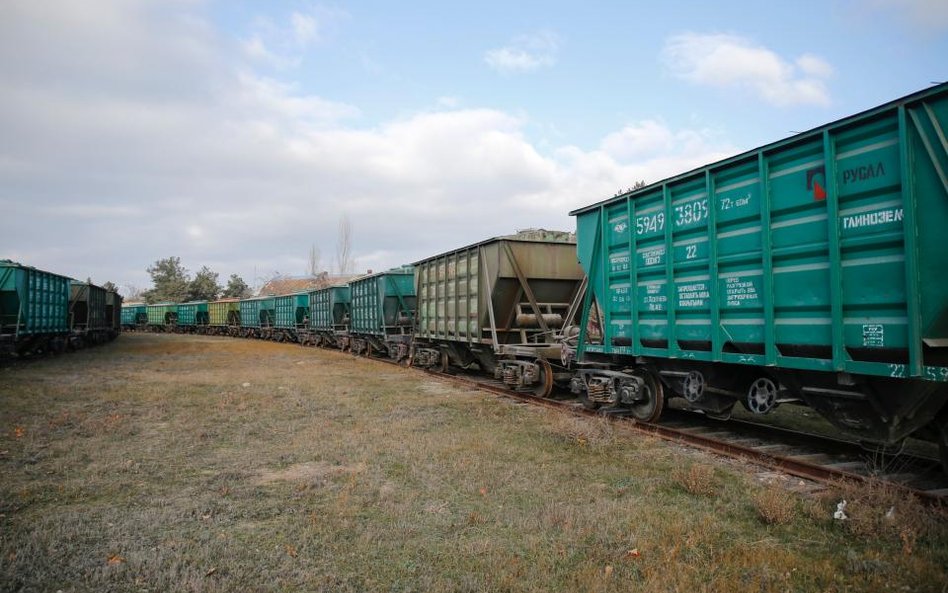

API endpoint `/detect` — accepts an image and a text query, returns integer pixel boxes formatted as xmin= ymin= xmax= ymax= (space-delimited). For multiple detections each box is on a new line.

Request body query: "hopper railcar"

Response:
xmin=238 ymin=296 xmax=276 ymax=339
xmin=345 ymin=267 xmax=415 ymax=360
xmin=273 ymin=292 xmax=310 ymax=342
xmin=146 ymin=303 xmax=177 ymax=331
xmin=175 ymin=301 xmax=210 ymax=333
xmin=302 ymin=285 xmax=350 ymax=347
xmin=410 ymin=233 xmax=585 ymax=397
xmin=208 ymin=298 xmax=241 ymax=336
xmin=69 ymin=281 xmax=113 ymax=346
xmin=0 ymin=260 xmax=71 ymax=355
xmin=121 ymin=303 xmax=148 ymax=331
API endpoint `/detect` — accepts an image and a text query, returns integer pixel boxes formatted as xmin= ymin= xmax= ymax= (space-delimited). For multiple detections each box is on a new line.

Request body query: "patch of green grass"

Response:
xmin=0 ymin=334 xmax=946 ymax=592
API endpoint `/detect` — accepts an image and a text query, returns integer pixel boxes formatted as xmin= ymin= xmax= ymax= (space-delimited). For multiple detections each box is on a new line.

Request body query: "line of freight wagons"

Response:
xmin=122 ymin=82 xmax=948 ymax=471
xmin=124 ymin=230 xmax=583 ymax=401
xmin=0 ymin=259 xmax=122 ymax=355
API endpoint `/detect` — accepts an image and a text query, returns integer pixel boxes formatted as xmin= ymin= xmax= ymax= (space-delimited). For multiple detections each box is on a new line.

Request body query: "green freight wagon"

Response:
xmin=412 ymin=233 xmax=585 ymax=396
xmin=570 ymin=83 xmax=948 ymax=469
xmin=208 ymin=298 xmax=240 ymax=335
xmin=304 ymin=285 xmax=350 ymax=347
xmin=105 ymin=290 xmax=122 ymax=338
xmin=176 ymin=301 xmax=209 ymax=332
xmin=146 ymin=303 xmax=177 ymax=331
xmin=0 ymin=260 xmax=71 ymax=355
xmin=69 ymin=281 xmax=110 ymax=345
xmin=239 ymin=296 xmax=275 ymax=338
xmin=121 ymin=303 xmax=147 ymax=330
xmin=346 ymin=267 xmax=415 ymax=360
xmin=273 ymin=292 xmax=310 ymax=342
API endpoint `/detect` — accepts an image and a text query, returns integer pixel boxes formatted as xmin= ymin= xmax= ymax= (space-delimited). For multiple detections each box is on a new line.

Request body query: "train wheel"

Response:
xmin=629 ymin=370 xmax=663 ymax=422
xmin=744 ymin=377 xmax=778 ymax=414
xmin=532 ymin=358 xmax=554 ymax=398
xmin=436 ymin=351 xmax=450 ymax=373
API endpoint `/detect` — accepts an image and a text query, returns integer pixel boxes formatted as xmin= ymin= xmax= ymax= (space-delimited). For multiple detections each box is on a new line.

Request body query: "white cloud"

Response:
xmin=0 ymin=3 xmax=733 ymax=290
xmin=484 ymin=31 xmax=559 ymax=74
xmin=236 ymin=72 xmax=360 ymax=126
xmin=662 ymin=33 xmax=834 ymax=107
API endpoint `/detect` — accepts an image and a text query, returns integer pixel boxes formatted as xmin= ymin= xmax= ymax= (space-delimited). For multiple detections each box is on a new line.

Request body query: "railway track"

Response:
xmin=393 ymin=361 xmax=948 ymax=504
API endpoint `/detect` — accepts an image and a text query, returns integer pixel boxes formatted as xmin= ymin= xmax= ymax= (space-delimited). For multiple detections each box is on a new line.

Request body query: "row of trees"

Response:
xmin=139 ymin=215 xmax=356 ymax=304
xmin=140 ymin=257 xmax=251 ymax=304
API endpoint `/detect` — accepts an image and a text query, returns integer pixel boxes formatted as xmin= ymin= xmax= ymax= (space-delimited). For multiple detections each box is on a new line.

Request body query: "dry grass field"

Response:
xmin=1 ymin=333 xmax=946 ymax=592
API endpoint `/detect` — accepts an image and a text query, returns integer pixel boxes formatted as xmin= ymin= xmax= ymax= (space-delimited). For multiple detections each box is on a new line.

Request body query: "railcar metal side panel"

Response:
xmin=106 ymin=291 xmax=122 ymax=333
xmin=69 ymin=282 xmax=108 ymax=331
xmin=176 ymin=301 xmax=209 ymax=326
xmin=121 ymin=304 xmax=146 ymax=325
xmin=146 ymin=303 xmax=176 ymax=325
xmin=208 ymin=299 xmax=240 ymax=326
xmin=414 ymin=238 xmax=584 ymax=346
xmin=349 ymin=268 xmax=415 ymax=337
xmin=0 ymin=261 xmax=70 ymax=337
xmin=572 ymin=82 xmax=948 ymax=382
xmin=309 ymin=286 xmax=350 ymax=331
xmin=274 ymin=293 xmax=309 ymax=328
xmin=239 ymin=297 xmax=275 ymax=328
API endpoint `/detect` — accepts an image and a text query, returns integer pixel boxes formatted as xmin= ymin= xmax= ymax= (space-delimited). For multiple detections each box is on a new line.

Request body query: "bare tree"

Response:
xmin=335 ymin=214 xmax=354 ymax=274
xmin=307 ymin=243 xmax=322 ymax=277
xmin=123 ymin=284 xmax=145 ymax=302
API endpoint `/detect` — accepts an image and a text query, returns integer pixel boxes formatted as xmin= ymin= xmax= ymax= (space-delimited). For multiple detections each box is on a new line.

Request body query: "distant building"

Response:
xmin=257 ymin=272 xmax=359 ymax=296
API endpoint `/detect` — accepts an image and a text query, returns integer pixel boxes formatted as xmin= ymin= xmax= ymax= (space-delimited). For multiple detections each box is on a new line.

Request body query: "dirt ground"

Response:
xmin=1 ymin=333 xmax=946 ymax=592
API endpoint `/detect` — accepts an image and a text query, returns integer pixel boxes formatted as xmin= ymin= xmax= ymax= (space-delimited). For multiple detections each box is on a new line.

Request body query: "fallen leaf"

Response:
xmin=107 ymin=554 xmax=124 ymax=565
xmin=604 ymin=564 xmax=614 ymax=577
xmin=13 ymin=426 xmax=25 ymax=439
xmin=285 ymin=544 xmax=298 ymax=558
xmin=478 ymin=487 xmax=488 ymax=497
xmin=205 ymin=567 xmax=217 ymax=577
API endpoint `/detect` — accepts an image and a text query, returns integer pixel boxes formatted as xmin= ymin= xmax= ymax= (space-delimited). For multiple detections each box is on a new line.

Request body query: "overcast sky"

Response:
xmin=1 ymin=0 xmax=946 ymax=294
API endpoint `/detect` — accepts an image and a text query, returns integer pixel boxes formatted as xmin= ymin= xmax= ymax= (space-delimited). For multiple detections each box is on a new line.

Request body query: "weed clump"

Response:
xmin=672 ymin=463 xmax=717 ymax=497
xmin=549 ymin=414 xmax=616 ymax=448
xmin=829 ymin=479 xmax=939 ymax=555
xmin=753 ymin=485 xmax=798 ymax=525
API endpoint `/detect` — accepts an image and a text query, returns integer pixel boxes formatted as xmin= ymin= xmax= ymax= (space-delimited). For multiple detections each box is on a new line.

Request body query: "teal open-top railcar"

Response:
xmin=570 ymin=82 xmax=948 ymax=468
